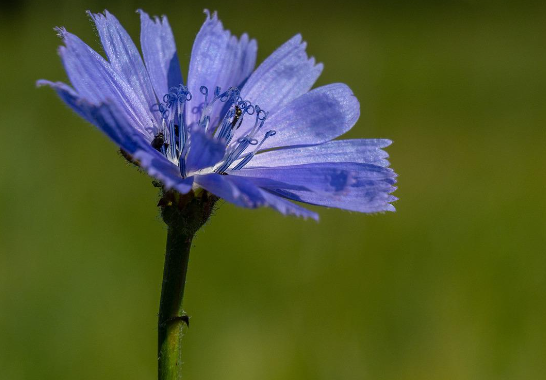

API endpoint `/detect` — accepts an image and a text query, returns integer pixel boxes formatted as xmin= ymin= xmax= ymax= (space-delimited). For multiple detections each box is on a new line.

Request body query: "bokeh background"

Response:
xmin=1 ymin=0 xmax=545 ymax=379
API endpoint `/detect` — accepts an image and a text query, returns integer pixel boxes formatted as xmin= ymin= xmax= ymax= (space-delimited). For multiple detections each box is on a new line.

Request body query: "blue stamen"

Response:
xmin=154 ymin=84 xmax=191 ymax=165
xmin=232 ymin=130 xmax=276 ymax=171
xmin=152 ymin=83 xmax=273 ymax=177
xmin=215 ymin=137 xmax=253 ymax=173
xmin=179 ymin=156 xmax=186 ymax=178
xmin=200 ymin=86 xmax=209 ymax=104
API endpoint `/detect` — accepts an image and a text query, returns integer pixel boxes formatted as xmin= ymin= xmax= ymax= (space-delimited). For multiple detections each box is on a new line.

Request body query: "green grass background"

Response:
xmin=1 ymin=0 xmax=545 ymax=379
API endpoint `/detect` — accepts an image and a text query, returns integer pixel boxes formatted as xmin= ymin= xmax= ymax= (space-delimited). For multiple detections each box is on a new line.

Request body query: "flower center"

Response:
xmin=152 ymin=85 xmax=276 ymax=178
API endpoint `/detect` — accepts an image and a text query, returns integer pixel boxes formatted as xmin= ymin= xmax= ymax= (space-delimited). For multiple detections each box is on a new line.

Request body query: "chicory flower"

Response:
xmin=38 ymin=10 xmax=397 ymax=220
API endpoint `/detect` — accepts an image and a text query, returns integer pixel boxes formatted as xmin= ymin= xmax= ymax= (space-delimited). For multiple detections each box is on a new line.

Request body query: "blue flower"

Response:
xmin=38 ymin=10 xmax=397 ymax=220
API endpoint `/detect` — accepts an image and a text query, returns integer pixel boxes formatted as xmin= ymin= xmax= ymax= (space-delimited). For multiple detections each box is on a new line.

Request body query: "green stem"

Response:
xmin=158 ymin=225 xmax=192 ymax=379
xmin=158 ymin=190 xmax=217 ymax=380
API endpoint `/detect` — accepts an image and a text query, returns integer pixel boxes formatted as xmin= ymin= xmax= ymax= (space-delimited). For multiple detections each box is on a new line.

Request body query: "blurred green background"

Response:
xmin=1 ymin=0 xmax=545 ymax=379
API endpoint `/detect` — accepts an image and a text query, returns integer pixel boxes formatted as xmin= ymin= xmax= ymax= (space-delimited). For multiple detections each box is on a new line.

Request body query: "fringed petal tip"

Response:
xmin=199 ymin=9 xmax=237 ymax=41
xmin=54 ymin=26 xmax=67 ymax=39
xmin=36 ymin=79 xmax=76 ymax=94
xmin=313 ymin=61 xmax=325 ymax=74
xmin=136 ymin=9 xmax=166 ymax=23
xmin=380 ymin=139 xmax=393 ymax=148
xmin=85 ymin=10 xmax=110 ymax=30
xmin=85 ymin=9 xmax=114 ymax=20
xmin=385 ymin=203 xmax=396 ymax=212
xmin=291 ymin=35 xmax=323 ymax=71
xmin=203 ymin=9 xmax=217 ymax=21
xmin=364 ymin=204 xmax=396 ymax=214
xmin=292 ymin=33 xmax=303 ymax=44
xmin=36 ymin=79 xmax=53 ymax=88
xmin=345 ymin=198 xmax=398 ymax=214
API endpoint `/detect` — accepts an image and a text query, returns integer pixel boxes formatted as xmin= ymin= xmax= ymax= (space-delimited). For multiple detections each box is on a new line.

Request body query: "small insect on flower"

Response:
xmin=151 ymin=132 xmax=168 ymax=152
xmin=231 ymin=105 xmax=243 ymax=130
xmin=38 ymin=9 xmax=398 ymax=220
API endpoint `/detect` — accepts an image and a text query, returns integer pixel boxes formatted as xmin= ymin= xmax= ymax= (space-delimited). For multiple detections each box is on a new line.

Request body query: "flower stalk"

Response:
xmin=158 ymin=190 xmax=217 ymax=380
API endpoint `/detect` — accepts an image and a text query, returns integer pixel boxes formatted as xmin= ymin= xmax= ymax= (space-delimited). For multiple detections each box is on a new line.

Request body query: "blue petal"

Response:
xmin=245 ymin=139 xmax=392 ymax=168
xmin=132 ymin=149 xmax=194 ymax=194
xmin=229 ymin=176 xmax=310 ymax=191
xmin=239 ymin=34 xmax=322 ymax=122
xmin=234 ymin=162 xmax=396 ymax=192
xmin=185 ymin=130 xmax=226 ymax=174
xmin=37 ymin=83 xmax=193 ymax=193
xmin=79 ymin=100 xmax=149 ymax=151
xmin=272 ymin=187 xmax=397 ymax=213
xmin=232 ymin=163 xmax=397 ymax=213
xmin=186 ymin=10 xmax=257 ymax=126
xmin=37 ymin=80 xmax=138 ymax=150
xmin=212 ymin=31 xmax=257 ymax=94
xmin=253 ymin=83 xmax=360 ymax=150
xmin=87 ymin=101 xmax=194 ymax=194
xmin=194 ymin=173 xmax=257 ymax=208
xmin=88 ymin=11 xmax=160 ymax=124
xmin=56 ymin=28 xmax=155 ymax=137
xmin=37 ymin=80 xmax=95 ymax=124
xmin=259 ymin=189 xmax=319 ymax=221
xmin=232 ymin=33 xmax=258 ymax=88
xmin=138 ymin=10 xmax=183 ymax=98
xmin=194 ymin=174 xmax=318 ymax=220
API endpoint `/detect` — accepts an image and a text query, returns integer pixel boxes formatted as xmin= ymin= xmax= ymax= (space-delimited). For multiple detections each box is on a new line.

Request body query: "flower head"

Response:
xmin=38 ymin=10 xmax=397 ymax=220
